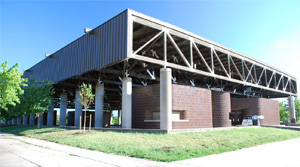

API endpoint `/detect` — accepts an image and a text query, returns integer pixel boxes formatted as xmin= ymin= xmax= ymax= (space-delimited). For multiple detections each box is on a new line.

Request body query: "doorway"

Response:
xmin=230 ymin=110 xmax=244 ymax=126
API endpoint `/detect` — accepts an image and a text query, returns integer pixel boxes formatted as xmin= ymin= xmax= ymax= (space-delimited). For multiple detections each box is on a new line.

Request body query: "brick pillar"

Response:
xmin=212 ymin=91 xmax=231 ymax=127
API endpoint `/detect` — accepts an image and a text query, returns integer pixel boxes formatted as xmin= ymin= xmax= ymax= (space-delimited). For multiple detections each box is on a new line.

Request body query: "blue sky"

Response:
xmin=1 ymin=0 xmax=300 ymax=94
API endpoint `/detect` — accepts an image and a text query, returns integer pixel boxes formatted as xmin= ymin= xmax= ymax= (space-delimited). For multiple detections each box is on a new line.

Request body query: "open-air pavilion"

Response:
xmin=9 ymin=9 xmax=297 ymax=131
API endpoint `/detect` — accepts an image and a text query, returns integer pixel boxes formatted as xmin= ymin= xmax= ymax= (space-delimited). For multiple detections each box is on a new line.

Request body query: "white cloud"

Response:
xmin=257 ymin=28 xmax=300 ymax=96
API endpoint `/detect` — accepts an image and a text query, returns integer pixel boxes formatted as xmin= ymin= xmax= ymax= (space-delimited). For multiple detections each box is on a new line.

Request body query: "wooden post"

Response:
xmin=83 ymin=110 xmax=86 ymax=133
xmin=89 ymin=114 xmax=92 ymax=132
xmin=37 ymin=115 xmax=40 ymax=129
xmin=79 ymin=116 xmax=81 ymax=132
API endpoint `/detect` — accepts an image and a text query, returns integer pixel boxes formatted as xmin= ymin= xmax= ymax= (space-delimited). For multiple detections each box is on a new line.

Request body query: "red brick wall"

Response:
xmin=132 ymin=84 xmax=160 ymax=129
xmin=172 ymin=84 xmax=213 ymax=128
xmin=231 ymin=97 xmax=280 ymax=125
xmin=212 ymin=91 xmax=231 ymax=127
xmin=132 ymin=84 xmax=213 ymax=129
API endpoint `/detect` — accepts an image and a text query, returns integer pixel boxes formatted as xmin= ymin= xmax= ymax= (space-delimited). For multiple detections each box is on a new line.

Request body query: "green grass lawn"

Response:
xmin=1 ymin=126 xmax=300 ymax=162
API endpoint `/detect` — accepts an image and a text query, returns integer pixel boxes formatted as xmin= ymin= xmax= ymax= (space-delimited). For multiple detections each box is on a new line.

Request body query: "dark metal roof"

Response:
xmin=23 ymin=10 xmax=128 ymax=83
xmin=23 ymin=9 xmax=297 ymax=99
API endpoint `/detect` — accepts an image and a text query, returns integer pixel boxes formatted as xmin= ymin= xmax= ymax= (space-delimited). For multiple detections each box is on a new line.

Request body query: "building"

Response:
xmin=20 ymin=9 xmax=297 ymax=130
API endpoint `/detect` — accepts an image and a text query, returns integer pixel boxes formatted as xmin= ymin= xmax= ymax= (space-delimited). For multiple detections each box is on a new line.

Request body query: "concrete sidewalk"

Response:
xmin=1 ymin=132 xmax=300 ymax=167
xmin=0 ymin=132 xmax=182 ymax=167
xmin=173 ymin=137 xmax=300 ymax=167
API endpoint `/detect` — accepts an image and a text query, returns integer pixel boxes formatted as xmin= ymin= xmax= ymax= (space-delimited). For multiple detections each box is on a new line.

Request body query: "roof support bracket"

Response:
xmin=146 ymin=69 xmax=156 ymax=80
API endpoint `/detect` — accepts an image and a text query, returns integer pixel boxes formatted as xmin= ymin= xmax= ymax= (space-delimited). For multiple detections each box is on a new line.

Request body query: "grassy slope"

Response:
xmin=1 ymin=126 xmax=300 ymax=162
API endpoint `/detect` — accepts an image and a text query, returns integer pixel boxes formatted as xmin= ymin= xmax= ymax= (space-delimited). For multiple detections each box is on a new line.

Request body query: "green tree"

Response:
xmin=2 ymin=102 xmax=24 ymax=123
xmin=20 ymin=77 xmax=54 ymax=128
xmin=0 ymin=61 xmax=27 ymax=111
xmin=78 ymin=83 xmax=95 ymax=133
xmin=279 ymin=101 xmax=289 ymax=122
xmin=295 ymin=98 xmax=300 ymax=122
xmin=279 ymin=97 xmax=300 ymax=123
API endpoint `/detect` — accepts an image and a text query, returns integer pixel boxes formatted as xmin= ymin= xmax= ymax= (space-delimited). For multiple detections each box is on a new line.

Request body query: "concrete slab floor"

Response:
xmin=0 ymin=132 xmax=300 ymax=167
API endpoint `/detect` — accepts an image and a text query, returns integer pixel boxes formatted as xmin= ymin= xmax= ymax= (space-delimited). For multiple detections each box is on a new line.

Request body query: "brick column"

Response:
xmin=212 ymin=91 xmax=231 ymax=127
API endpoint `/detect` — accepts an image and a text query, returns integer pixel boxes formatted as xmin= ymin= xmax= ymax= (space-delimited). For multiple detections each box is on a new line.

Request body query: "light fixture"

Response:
xmin=84 ymin=28 xmax=93 ymax=34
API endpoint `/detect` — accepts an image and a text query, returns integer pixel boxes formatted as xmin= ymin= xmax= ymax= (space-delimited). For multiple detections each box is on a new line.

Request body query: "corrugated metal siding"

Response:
xmin=23 ymin=11 xmax=128 ymax=82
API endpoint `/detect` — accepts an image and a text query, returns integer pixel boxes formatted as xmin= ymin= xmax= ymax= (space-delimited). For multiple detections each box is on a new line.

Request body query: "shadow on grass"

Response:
xmin=0 ymin=125 xmax=64 ymax=136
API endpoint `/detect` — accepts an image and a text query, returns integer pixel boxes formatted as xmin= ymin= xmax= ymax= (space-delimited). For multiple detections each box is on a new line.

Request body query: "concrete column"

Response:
xmin=47 ymin=104 xmax=54 ymax=127
xmin=160 ymin=68 xmax=172 ymax=130
xmin=29 ymin=115 xmax=35 ymax=125
xmin=12 ymin=119 xmax=16 ymax=125
xmin=110 ymin=110 xmax=113 ymax=125
xmin=75 ymin=89 xmax=82 ymax=127
xmin=59 ymin=92 xmax=67 ymax=126
xmin=118 ymin=108 xmax=121 ymax=125
xmin=39 ymin=114 xmax=44 ymax=126
xmin=17 ymin=118 xmax=21 ymax=125
xmin=122 ymin=77 xmax=132 ymax=129
xmin=288 ymin=96 xmax=297 ymax=123
xmin=95 ymin=83 xmax=104 ymax=128
xmin=23 ymin=116 xmax=28 ymax=125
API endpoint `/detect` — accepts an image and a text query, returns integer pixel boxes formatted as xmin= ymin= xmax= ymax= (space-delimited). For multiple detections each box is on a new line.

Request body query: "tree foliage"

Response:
xmin=279 ymin=101 xmax=289 ymax=122
xmin=295 ymin=98 xmax=300 ymax=122
xmin=279 ymin=97 xmax=300 ymax=122
xmin=78 ymin=83 xmax=95 ymax=133
xmin=79 ymin=83 xmax=95 ymax=110
xmin=19 ymin=77 xmax=54 ymax=128
xmin=0 ymin=61 xmax=27 ymax=111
